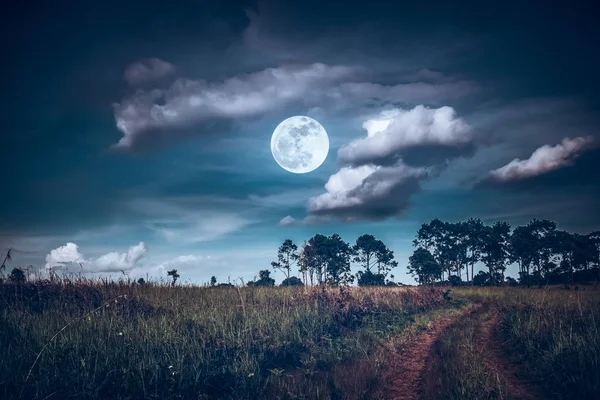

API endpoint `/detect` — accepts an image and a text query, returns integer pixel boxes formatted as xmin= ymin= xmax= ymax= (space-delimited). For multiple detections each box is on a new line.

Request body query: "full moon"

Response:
xmin=270 ymin=116 xmax=329 ymax=174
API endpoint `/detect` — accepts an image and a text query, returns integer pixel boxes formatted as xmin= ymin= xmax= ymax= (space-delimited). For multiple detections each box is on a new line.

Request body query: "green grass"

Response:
xmin=421 ymin=303 xmax=510 ymax=400
xmin=0 ymin=281 xmax=455 ymax=400
xmin=440 ymin=287 xmax=600 ymax=399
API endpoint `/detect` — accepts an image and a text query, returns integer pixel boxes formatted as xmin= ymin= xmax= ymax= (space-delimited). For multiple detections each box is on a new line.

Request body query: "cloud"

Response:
xmin=124 ymin=58 xmax=176 ymax=87
xmin=488 ymin=136 xmax=594 ymax=182
xmin=112 ymin=63 xmax=357 ymax=150
xmin=126 ymin=198 xmax=252 ymax=244
xmin=44 ymin=242 xmax=148 ymax=273
xmin=44 ymin=242 xmax=84 ymax=269
xmin=279 ymin=215 xmax=297 ymax=226
xmin=113 ymin=59 xmax=478 ymax=152
xmin=338 ymin=105 xmax=473 ymax=166
xmin=307 ymin=163 xmax=427 ymax=219
xmin=91 ymin=242 xmax=148 ymax=273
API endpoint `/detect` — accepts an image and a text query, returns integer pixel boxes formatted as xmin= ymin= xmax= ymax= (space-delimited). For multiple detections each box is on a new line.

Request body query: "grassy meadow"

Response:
xmin=0 ymin=280 xmax=458 ymax=400
xmin=2 ymin=281 xmax=599 ymax=399
xmin=425 ymin=287 xmax=600 ymax=399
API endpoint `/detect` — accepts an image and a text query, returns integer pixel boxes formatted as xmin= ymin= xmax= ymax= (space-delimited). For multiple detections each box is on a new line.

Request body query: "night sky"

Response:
xmin=2 ymin=0 xmax=599 ymax=284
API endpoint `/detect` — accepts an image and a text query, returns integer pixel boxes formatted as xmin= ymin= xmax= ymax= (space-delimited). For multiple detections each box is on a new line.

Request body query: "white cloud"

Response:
xmin=489 ymin=136 xmax=594 ymax=182
xmin=124 ymin=58 xmax=176 ymax=87
xmin=338 ymin=105 xmax=473 ymax=165
xmin=113 ymin=60 xmax=478 ymax=151
xmin=45 ymin=242 xmax=84 ymax=269
xmin=91 ymin=242 xmax=148 ymax=273
xmin=44 ymin=242 xmax=147 ymax=273
xmin=279 ymin=215 xmax=297 ymax=226
xmin=308 ymin=163 xmax=427 ymax=219
xmin=113 ymin=63 xmax=357 ymax=149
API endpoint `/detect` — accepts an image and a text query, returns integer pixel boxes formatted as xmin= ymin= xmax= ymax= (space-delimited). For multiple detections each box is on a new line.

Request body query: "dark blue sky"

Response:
xmin=2 ymin=0 xmax=599 ymax=283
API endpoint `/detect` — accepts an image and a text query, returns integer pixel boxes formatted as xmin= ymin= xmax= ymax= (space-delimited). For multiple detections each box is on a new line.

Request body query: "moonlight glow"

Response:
xmin=270 ymin=116 xmax=329 ymax=174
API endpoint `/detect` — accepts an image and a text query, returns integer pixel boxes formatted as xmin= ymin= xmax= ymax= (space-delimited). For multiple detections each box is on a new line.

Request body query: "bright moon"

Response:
xmin=271 ymin=116 xmax=329 ymax=174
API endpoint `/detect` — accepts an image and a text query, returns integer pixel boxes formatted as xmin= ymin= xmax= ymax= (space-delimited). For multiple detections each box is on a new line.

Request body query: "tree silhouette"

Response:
xmin=210 ymin=276 xmax=217 ymax=286
xmin=8 ymin=267 xmax=25 ymax=284
xmin=280 ymin=276 xmax=303 ymax=286
xmin=167 ymin=269 xmax=180 ymax=286
xmin=408 ymin=248 xmax=442 ymax=285
xmin=354 ymin=234 xmax=397 ymax=285
xmin=481 ymin=221 xmax=511 ymax=285
xmin=271 ymin=239 xmax=299 ymax=279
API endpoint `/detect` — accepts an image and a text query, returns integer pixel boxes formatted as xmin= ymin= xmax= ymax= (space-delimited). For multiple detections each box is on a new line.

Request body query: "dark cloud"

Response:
xmin=124 ymin=58 xmax=176 ymax=88
xmin=307 ymin=164 xmax=426 ymax=220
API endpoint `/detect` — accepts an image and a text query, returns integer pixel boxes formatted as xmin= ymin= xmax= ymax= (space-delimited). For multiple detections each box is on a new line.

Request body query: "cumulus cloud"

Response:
xmin=44 ymin=242 xmax=147 ymax=273
xmin=308 ymin=163 xmax=427 ymax=219
xmin=45 ymin=242 xmax=84 ymax=269
xmin=91 ymin=242 xmax=148 ymax=273
xmin=488 ymin=136 xmax=594 ymax=182
xmin=338 ymin=105 xmax=473 ymax=166
xmin=124 ymin=58 xmax=176 ymax=87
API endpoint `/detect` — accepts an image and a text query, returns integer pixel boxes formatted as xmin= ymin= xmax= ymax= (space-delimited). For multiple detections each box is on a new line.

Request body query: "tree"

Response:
xmin=354 ymin=234 xmax=398 ymax=286
xmin=306 ymin=234 xmax=329 ymax=285
xmin=481 ymin=221 xmax=511 ymax=285
xmin=167 ymin=269 xmax=180 ymax=286
xmin=281 ymin=276 xmax=304 ymax=286
xmin=137 ymin=278 xmax=146 ymax=285
xmin=271 ymin=239 xmax=299 ymax=279
xmin=407 ymin=248 xmax=442 ymax=285
xmin=356 ymin=270 xmax=386 ymax=286
xmin=464 ymin=218 xmax=486 ymax=283
xmin=353 ymin=234 xmax=380 ymax=273
xmin=510 ymin=225 xmax=536 ymax=287
xmin=210 ymin=276 xmax=217 ymax=286
xmin=323 ymin=234 xmax=355 ymax=285
xmin=526 ymin=219 xmax=557 ymax=285
xmin=8 ymin=267 xmax=25 ymax=284
xmin=248 ymin=270 xmax=275 ymax=286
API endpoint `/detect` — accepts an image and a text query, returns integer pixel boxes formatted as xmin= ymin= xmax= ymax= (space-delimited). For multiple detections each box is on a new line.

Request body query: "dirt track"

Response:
xmin=477 ymin=312 xmax=543 ymax=400
xmin=377 ymin=304 xmax=543 ymax=400
xmin=376 ymin=306 xmax=479 ymax=400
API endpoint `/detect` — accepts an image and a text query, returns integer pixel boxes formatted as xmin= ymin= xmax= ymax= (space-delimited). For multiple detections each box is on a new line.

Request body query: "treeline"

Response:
xmin=246 ymin=234 xmax=400 ymax=287
xmin=410 ymin=218 xmax=600 ymax=287
xmin=250 ymin=218 xmax=600 ymax=288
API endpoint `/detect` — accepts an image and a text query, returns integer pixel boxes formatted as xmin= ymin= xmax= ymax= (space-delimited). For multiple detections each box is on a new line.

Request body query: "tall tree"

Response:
xmin=323 ymin=234 xmax=355 ymax=286
xmin=481 ymin=221 xmax=511 ymax=285
xmin=527 ymin=219 xmax=558 ymax=284
xmin=510 ymin=225 xmax=536 ymax=287
xmin=414 ymin=219 xmax=453 ymax=282
xmin=353 ymin=234 xmax=380 ymax=273
xmin=271 ymin=239 xmax=299 ymax=279
xmin=465 ymin=218 xmax=486 ymax=283
xmin=407 ymin=248 xmax=442 ymax=285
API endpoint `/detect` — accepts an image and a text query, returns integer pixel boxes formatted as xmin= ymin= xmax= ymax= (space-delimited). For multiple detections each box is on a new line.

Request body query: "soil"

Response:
xmin=476 ymin=312 xmax=544 ymax=400
xmin=377 ymin=304 xmax=544 ymax=400
xmin=375 ymin=306 xmax=479 ymax=400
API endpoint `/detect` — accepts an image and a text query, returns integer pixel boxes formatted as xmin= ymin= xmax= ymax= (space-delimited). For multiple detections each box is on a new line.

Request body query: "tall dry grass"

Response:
xmin=0 ymin=280 xmax=451 ymax=399
xmin=449 ymin=287 xmax=600 ymax=399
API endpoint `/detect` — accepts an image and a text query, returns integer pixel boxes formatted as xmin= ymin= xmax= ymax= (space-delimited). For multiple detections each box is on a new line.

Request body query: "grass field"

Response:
xmin=0 ymin=281 xmax=460 ymax=400
xmin=1 ymin=281 xmax=598 ymax=399
xmin=425 ymin=287 xmax=600 ymax=400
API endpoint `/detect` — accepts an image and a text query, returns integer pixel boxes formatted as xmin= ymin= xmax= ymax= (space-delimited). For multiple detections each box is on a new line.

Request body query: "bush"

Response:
xmin=280 ymin=276 xmax=304 ymax=286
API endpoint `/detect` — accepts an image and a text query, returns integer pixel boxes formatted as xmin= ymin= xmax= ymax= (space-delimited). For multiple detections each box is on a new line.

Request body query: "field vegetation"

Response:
xmin=0 ymin=280 xmax=460 ymax=400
